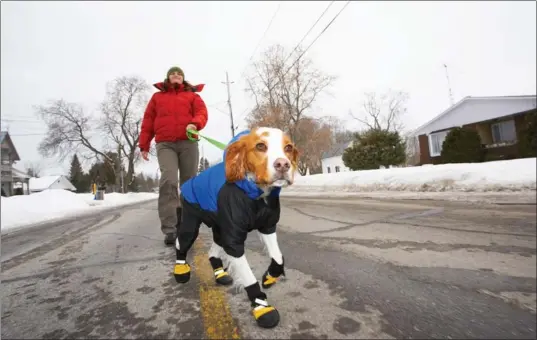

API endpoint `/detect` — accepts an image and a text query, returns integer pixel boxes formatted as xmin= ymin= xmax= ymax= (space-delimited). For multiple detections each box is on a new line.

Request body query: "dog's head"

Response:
xmin=224 ymin=127 xmax=299 ymax=188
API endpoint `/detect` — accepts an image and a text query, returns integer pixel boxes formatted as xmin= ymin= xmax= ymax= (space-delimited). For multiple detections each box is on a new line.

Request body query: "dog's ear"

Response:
xmin=225 ymin=139 xmax=247 ymax=182
xmin=290 ymin=145 xmax=300 ymax=168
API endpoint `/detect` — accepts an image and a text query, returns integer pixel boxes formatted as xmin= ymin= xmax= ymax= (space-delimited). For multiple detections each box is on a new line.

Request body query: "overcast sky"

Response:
xmin=1 ymin=1 xmax=535 ymax=177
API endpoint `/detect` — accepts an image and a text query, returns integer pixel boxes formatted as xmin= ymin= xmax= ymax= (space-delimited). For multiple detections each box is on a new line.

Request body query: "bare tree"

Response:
xmin=36 ymin=100 xmax=114 ymax=166
xmin=403 ymin=132 xmax=420 ymax=166
xmin=100 ymin=76 xmax=150 ymax=192
xmin=245 ymin=44 xmax=336 ymax=174
xmin=294 ymin=117 xmax=333 ymax=174
xmin=350 ymin=90 xmax=409 ymax=132
xmin=25 ymin=161 xmax=42 ymax=178
xmin=323 ymin=115 xmax=356 ymax=143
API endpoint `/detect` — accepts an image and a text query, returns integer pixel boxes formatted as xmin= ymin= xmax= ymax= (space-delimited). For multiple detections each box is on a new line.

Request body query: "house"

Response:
xmin=0 ymin=131 xmax=21 ymax=197
xmin=29 ymin=175 xmax=77 ymax=194
xmin=412 ymin=95 xmax=536 ymax=165
xmin=320 ymin=140 xmax=353 ymax=174
xmin=12 ymin=167 xmax=31 ymax=195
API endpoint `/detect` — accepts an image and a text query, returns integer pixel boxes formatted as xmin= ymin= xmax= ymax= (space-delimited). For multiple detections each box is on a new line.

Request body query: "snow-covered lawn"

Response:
xmin=284 ymin=158 xmax=536 ymax=200
xmin=1 ymin=189 xmax=157 ymax=234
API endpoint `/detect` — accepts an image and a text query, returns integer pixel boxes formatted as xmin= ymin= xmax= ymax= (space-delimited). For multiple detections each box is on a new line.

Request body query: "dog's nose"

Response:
xmin=273 ymin=158 xmax=290 ymax=172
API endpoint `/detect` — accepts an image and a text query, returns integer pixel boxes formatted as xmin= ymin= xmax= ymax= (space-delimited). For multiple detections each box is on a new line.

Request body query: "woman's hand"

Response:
xmin=141 ymin=151 xmax=149 ymax=161
xmin=186 ymin=124 xmax=197 ymax=132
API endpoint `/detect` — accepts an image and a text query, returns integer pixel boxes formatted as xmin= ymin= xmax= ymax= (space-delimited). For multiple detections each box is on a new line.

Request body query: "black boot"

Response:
xmin=164 ymin=232 xmax=176 ymax=246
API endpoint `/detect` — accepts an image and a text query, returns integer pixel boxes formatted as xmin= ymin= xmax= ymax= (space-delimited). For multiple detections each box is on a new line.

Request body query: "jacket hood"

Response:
xmin=153 ymin=82 xmax=205 ymax=92
xmin=223 ymin=129 xmax=281 ymax=199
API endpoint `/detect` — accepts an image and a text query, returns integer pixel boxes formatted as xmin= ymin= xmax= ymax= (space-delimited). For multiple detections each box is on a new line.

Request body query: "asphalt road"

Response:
xmin=1 ymin=196 xmax=536 ymax=339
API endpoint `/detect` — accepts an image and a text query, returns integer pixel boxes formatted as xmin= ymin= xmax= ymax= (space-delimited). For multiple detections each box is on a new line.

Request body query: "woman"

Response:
xmin=139 ymin=66 xmax=208 ymax=246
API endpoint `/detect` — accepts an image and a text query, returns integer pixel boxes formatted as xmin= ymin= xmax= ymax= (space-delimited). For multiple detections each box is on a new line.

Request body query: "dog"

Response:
xmin=173 ymin=127 xmax=299 ymax=329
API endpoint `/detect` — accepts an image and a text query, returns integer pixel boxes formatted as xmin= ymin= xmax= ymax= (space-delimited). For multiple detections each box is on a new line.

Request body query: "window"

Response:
xmin=335 ymin=166 xmax=340 ymax=173
xmin=327 ymin=166 xmax=331 ymax=173
xmin=429 ymin=130 xmax=450 ymax=157
xmin=491 ymin=119 xmax=516 ymax=143
xmin=1 ymin=151 xmax=10 ymax=165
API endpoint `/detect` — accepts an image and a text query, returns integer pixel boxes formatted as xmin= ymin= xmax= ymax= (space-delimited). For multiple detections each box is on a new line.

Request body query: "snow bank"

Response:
xmin=285 ymin=158 xmax=537 ymax=194
xmin=1 ymin=189 xmax=157 ymax=233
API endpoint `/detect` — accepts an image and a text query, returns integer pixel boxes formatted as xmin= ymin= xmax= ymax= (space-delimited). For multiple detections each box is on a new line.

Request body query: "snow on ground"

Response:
xmin=283 ymin=158 xmax=536 ymax=202
xmin=1 ymin=189 xmax=157 ymax=234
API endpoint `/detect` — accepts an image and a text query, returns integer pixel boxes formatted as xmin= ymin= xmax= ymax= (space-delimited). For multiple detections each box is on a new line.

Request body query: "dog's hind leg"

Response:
xmin=207 ymin=240 xmax=233 ymax=286
xmin=228 ymin=254 xmax=280 ymax=329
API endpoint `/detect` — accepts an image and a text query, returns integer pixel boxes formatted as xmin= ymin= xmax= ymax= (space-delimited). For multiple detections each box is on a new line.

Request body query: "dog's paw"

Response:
xmin=252 ymin=297 xmax=280 ymax=328
xmin=214 ymin=267 xmax=233 ymax=286
xmin=174 ymin=262 xmax=191 ymax=284
xmin=261 ymin=270 xmax=282 ymax=289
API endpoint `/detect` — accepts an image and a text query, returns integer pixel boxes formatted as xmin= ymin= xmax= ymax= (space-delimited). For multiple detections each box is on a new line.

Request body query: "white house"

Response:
xmin=29 ymin=175 xmax=77 ymax=194
xmin=411 ymin=95 xmax=536 ymax=165
xmin=320 ymin=140 xmax=353 ymax=174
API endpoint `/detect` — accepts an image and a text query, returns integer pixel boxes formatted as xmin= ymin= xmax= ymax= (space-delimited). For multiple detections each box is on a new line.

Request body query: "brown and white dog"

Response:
xmin=174 ymin=127 xmax=299 ymax=328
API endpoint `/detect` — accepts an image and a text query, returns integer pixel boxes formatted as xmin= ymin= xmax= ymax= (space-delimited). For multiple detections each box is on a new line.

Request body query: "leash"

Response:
xmin=186 ymin=128 xmax=227 ymax=150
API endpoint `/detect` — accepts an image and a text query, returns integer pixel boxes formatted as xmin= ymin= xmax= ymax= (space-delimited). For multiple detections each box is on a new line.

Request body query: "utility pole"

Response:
xmin=222 ymin=71 xmax=235 ymax=137
xmin=443 ymin=63 xmax=455 ymax=106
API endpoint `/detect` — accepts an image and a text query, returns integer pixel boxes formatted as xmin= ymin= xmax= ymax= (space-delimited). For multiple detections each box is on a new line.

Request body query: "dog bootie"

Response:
xmin=209 ymin=256 xmax=233 ymax=286
xmin=245 ymin=283 xmax=280 ymax=328
xmin=174 ymin=260 xmax=191 ymax=283
xmin=261 ymin=258 xmax=285 ymax=289
xmin=214 ymin=267 xmax=233 ymax=286
xmin=252 ymin=296 xmax=280 ymax=328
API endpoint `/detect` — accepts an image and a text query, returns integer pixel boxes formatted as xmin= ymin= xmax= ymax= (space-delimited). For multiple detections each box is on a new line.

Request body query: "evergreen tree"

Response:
xmin=440 ymin=127 xmax=484 ymax=164
xmin=342 ymin=129 xmax=406 ymax=170
xmin=69 ymin=154 xmax=87 ymax=192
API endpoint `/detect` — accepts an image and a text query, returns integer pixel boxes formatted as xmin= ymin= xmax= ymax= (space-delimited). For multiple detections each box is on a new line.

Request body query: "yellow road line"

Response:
xmin=193 ymin=235 xmax=241 ymax=339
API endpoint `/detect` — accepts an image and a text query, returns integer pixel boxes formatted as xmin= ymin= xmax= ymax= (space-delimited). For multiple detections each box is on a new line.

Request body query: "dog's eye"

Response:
xmin=256 ymin=143 xmax=267 ymax=152
xmin=284 ymin=144 xmax=293 ymax=153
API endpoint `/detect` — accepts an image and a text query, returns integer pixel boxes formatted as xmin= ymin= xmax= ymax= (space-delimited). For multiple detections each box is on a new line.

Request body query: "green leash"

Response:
xmin=187 ymin=129 xmax=227 ymax=150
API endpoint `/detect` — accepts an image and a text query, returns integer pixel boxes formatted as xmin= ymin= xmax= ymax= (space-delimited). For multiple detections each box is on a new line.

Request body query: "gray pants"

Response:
xmin=156 ymin=140 xmax=199 ymax=234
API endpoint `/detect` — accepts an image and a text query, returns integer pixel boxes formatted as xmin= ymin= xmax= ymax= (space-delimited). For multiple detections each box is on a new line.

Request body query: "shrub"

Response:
xmin=440 ymin=127 xmax=484 ymax=164
xmin=342 ymin=129 xmax=406 ymax=170
xmin=517 ymin=111 xmax=537 ymax=158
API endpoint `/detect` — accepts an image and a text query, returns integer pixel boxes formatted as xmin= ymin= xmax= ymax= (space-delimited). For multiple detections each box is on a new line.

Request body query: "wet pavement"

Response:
xmin=2 ymin=197 xmax=535 ymax=339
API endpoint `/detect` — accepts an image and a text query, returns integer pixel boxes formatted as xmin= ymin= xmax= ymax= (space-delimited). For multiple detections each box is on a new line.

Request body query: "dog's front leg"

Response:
xmin=258 ymin=231 xmax=285 ymax=289
xmin=229 ymin=254 xmax=280 ymax=329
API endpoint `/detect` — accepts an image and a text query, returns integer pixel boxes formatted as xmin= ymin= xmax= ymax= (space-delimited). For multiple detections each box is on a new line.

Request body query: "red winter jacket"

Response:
xmin=139 ymin=82 xmax=208 ymax=152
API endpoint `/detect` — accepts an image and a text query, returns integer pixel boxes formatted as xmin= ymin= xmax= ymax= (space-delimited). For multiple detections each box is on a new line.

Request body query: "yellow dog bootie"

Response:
xmin=252 ymin=297 xmax=280 ymax=328
xmin=174 ymin=260 xmax=191 ymax=283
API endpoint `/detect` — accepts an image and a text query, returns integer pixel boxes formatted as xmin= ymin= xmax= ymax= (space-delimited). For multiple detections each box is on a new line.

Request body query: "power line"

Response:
xmin=267 ymin=1 xmax=351 ymax=94
xmin=281 ymin=1 xmax=335 ymax=68
xmin=232 ymin=0 xmax=336 ymax=124
xmin=8 ymin=132 xmax=46 ymax=137
xmin=238 ymin=1 xmax=283 ymax=80
xmin=1 ymin=118 xmax=43 ymax=123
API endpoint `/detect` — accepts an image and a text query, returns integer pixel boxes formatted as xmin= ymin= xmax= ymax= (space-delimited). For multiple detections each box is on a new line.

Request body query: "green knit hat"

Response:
xmin=166 ymin=66 xmax=184 ymax=80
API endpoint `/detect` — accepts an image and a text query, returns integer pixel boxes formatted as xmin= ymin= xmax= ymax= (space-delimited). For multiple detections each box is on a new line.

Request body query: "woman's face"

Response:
xmin=168 ymin=72 xmax=183 ymax=84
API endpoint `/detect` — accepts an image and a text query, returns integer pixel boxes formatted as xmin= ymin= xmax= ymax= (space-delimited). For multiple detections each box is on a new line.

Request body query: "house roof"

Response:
xmin=0 ymin=131 xmax=21 ymax=161
xmin=322 ymin=140 xmax=353 ymax=159
xmin=12 ymin=167 xmax=31 ymax=180
xmin=412 ymin=95 xmax=537 ymax=136
xmin=29 ymin=175 xmax=76 ymax=192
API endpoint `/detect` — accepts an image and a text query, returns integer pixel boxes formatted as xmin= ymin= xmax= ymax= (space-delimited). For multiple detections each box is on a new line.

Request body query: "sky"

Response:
xmin=1 ymin=1 xmax=535 ymax=178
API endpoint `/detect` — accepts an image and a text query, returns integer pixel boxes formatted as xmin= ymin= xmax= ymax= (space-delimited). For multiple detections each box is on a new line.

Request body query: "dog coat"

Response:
xmin=179 ymin=130 xmax=282 ymax=258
